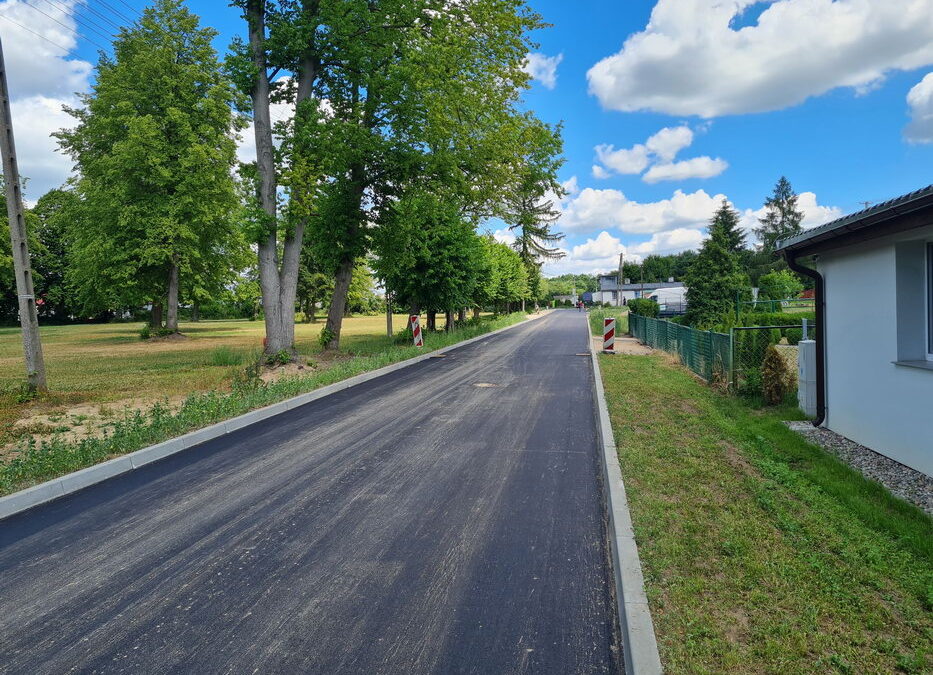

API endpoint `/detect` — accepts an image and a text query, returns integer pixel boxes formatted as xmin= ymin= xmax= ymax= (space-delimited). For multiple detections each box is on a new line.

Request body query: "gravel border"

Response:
xmin=785 ymin=422 xmax=933 ymax=515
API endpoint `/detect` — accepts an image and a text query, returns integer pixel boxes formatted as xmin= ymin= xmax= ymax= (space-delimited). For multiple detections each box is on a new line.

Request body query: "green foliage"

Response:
xmin=684 ymin=219 xmax=749 ymax=328
xmin=56 ymin=0 xmax=246 ymax=320
xmin=758 ymin=269 xmax=804 ymax=301
xmin=708 ymin=199 xmax=746 ymax=254
xmin=627 ymin=298 xmax=659 ymax=317
xmin=265 ymin=349 xmax=291 ymax=367
xmin=138 ymin=324 xmax=151 ymax=340
xmin=761 ymin=345 xmax=792 ymax=405
xmin=318 ymin=328 xmax=336 ymax=349
xmin=755 ymin=176 xmax=804 ymax=253
xmin=373 ymin=191 xmax=486 ymax=313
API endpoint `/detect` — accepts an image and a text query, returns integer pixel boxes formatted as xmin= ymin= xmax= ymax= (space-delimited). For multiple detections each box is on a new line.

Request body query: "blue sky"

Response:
xmin=3 ymin=0 xmax=932 ymax=276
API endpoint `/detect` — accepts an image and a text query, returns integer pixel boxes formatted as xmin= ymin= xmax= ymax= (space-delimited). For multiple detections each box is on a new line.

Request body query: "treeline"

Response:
xmin=2 ymin=0 xmax=565 ymax=351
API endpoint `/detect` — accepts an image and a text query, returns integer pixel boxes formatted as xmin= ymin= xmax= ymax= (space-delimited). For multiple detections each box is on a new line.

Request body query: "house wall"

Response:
xmin=819 ymin=224 xmax=933 ymax=476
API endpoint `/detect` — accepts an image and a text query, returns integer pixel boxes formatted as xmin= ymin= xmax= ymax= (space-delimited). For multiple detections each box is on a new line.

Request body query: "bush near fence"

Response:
xmin=629 ymin=313 xmax=731 ymax=385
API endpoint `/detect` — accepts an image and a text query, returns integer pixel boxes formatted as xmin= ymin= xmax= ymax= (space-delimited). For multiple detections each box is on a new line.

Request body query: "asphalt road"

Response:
xmin=0 ymin=310 xmax=619 ymax=674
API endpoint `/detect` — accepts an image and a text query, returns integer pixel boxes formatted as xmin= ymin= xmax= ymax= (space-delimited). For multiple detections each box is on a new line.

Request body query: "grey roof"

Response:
xmin=775 ymin=184 xmax=933 ymax=252
xmin=599 ymin=279 xmax=684 ymax=291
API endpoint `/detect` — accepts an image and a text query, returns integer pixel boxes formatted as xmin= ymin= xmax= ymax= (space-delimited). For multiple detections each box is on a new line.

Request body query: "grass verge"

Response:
xmin=598 ymin=352 xmax=932 ymax=674
xmin=0 ymin=312 xmax=530 ymax=497
xmin=588 ymin=307 xmax=629 ymax=337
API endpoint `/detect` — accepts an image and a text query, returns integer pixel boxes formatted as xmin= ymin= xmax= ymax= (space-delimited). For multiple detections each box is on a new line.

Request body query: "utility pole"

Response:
xmin=617 ymin=251 xmax=623 ymax=307
xmin=0 ymin=35 xmax=47 ymax=391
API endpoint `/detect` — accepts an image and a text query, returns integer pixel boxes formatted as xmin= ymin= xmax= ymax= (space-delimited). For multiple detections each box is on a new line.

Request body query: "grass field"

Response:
xmin=0 ymin=313 xmax=473 ymax=450
xmin=598 ymin=352 xmax=932 ymax=674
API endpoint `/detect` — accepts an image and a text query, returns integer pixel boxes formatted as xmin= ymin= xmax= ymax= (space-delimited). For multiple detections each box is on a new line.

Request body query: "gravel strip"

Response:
xmin=785 ymin=422 xmax=933 ymax=515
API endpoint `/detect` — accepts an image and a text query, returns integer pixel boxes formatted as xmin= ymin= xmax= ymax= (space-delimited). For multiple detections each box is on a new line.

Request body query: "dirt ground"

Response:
xmin=592 ymin=334 xmax=654 ymax=355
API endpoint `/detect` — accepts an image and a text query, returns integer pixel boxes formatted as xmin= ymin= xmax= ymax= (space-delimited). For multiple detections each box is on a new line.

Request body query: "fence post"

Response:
xmin=730 ymin=328 xmax=736 ymax=392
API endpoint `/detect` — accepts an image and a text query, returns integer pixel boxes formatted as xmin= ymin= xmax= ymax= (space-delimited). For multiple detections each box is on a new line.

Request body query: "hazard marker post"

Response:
xmin=410 ymin=315 xmax=424 ymax=347
xmin=603 ymin=317 xmax=616 ymax=353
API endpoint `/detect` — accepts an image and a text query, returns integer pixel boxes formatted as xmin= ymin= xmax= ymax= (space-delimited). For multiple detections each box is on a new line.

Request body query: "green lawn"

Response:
xmin=598 ymin=352 xmax=932 ymax=674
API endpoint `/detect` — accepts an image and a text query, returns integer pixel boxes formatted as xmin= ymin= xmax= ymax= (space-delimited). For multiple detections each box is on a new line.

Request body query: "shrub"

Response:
xmin=785 ymin=328 xmax=803 ymax=345
xmin=138 ymin=324 xmax=151 ymax=340
xmin=265 ymin=349 xmax=291 ymax=367
xmin=318 ymin=327 xmax=336 ymax=348
xmin=628 ymin=298 xmax=659 ymax=317
xmin=761 ymin=345 xmax=792 ymax=405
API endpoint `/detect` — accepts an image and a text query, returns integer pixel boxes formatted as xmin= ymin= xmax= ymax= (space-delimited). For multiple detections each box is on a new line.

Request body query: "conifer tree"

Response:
xmin=754 ymin=176 xmax=804 ymax=252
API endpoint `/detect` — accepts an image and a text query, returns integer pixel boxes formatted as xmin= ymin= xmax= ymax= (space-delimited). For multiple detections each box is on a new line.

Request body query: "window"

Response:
xmin=928 ymin=243 xmax=933 ymax=359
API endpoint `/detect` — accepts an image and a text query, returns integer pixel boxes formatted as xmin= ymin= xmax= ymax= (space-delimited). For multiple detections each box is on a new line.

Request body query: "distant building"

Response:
xmin=592 ymin=274 xmax=687 ymax=306
xmin=776 ymin=184 xmax=933 ymax=477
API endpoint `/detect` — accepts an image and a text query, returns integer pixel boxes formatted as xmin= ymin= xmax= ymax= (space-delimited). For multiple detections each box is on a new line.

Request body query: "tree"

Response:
xmin=685 ymin=221 xmax=749 ymax=328
xmin=754 ymin=176 xmax=803 ymax=253
xmin=30 ymin=187 xmax=81 ymax=321
xmin=57 ymin=0 xmax=243 ymax=332
xmin=758 ymin=269 xmax=804 ymax=301
xmin=709 ymin=199 xmax=746 ymax=255
xmin=505 ymin=119 xmax=566 ymax=308
xmin=372 ymin=190 xmax=484 ymax=323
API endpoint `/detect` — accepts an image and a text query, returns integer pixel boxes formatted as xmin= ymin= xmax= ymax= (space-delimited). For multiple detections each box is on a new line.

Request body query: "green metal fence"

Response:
xmin=629 ymin=314 xmax=732 ymax=384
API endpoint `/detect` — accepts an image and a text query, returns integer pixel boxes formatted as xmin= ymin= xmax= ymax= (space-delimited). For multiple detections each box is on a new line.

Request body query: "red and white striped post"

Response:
xmin=409 ymin=314 xmax=424 ymax=347
xmin=603 ymin=317 xmax=616 ymax=352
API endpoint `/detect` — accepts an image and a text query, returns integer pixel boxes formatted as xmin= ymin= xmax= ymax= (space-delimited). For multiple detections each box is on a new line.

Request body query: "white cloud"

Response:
xmin=644 ymin=125 xmax=693 ymax=162
xmin=739 ymin=191 xmax=843 ymax=238
xmin=571 ymin=230 xmax=624 ymax=261
xmin=587 ymin=0 xmax=933 ymax=117
xmin=594 ymin=143 xmax=650 ymax=175
xmin=592 ymin=164 xmax=611 ymax=180
xmin=629 ymin=227 xmax=705 ymax=256
xmin=643 ymin=156 xmax=729 ymax=183
xmin=592 ymin=124 xmax=727 ymax=183
xmin=561 ymin=187 xmax=725 ymax=235
xmin=905 ymin=72 xmax=933 ymax=143
xmin=492 ymin=227 xmax=516 ymax=246
xmin=523 ymin=52 xmax=564 ymax=90
xmin=11 ymin=95 xmax=78 ymax=201
xmin=542 ymin=231 xmax=635 ymax=276
xmin=561 ymin=175 xmax=580 ymax=197
xmin=0 ymin=0 xmax=93 ymax=197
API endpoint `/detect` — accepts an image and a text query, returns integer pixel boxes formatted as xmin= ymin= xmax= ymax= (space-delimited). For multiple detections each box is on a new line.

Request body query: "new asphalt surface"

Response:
xmin=0 ymin=310 xmax=619 ymax=674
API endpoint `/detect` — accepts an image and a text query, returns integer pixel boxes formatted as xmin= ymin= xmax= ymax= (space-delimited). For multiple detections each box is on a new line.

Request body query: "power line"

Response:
xmin=0 ymin=13 xmax=73 ymax=52
xmin=40 ymin=0 xmax=116 ymax=41
xmin=75 ymin=0 xmax=125 ymax=31
xmin=95 ymin=0 xmax=136 ymax=24
xmin=113 ymin=0 xmax=142 ymax=15
xmin=22 ymin=1 xmax=109 ymax=51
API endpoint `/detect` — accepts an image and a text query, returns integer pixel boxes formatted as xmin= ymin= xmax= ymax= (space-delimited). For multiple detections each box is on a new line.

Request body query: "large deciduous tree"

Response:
xmin=230 ymin=0 xmax=548 ymax=351
xmin=57 ymin=0 xmax=243 ymax=332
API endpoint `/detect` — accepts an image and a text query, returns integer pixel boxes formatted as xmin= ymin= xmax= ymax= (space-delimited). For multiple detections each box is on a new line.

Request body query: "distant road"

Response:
xmin=0 ymin=311 xmax=618 ymax=674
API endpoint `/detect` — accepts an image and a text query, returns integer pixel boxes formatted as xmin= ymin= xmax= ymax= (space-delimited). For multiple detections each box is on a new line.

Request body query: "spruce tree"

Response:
xmin=708 ymin=199 xmax=746 ymax=254
xmin=685 ymin=220 xmax=748 ymax=328
xmin=754 ymin=176 xmax=804 ymax=252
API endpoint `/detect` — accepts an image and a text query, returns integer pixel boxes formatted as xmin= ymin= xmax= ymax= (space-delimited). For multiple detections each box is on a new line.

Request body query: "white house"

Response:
xmin=776 ymin=185 xmax=933 ymax=477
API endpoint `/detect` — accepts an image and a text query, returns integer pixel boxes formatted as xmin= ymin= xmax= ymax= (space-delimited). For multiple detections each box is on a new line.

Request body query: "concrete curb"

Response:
xmin=0 ymin=312 xmax=552 ymax=522
xmin=586 ymin=315 xmax=663 ymax=675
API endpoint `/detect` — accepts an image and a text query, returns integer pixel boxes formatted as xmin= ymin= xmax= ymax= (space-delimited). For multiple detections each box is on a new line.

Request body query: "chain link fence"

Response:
xmin=629 ymin=314 xmax=732 ymax=385
xmin=731 ymin=324 xmax=817 ymax=395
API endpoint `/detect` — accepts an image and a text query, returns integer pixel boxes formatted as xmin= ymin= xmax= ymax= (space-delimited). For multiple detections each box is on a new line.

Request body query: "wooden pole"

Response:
xmin=0 ymin=35 xmax=46 ymax=391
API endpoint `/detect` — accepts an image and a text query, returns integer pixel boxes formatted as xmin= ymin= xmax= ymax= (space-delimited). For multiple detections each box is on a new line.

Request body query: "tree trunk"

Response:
xmin=323 ymin=257 xmax=354 ymax=349
xmin=445 ymin=310 xmax=454 ymax=332
xmin=427 ymin=310 xmax=436 ymax=332
xmin=521 ymin=298 xmax=525 ymax=313
xmin=473 ymin=307 xmax=480 ymax=320
xmin=191 ymin=301 xmax=200 ymax=322
xmin=386 ymin=296 xmax=393 ymax=337
xmin=165 ymin=261 xmax=180 ymax=333
xmin=458 ymin=307 xmax=466 ymax=323
xmin=150 ymin=302 xmax=163 ymax=329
